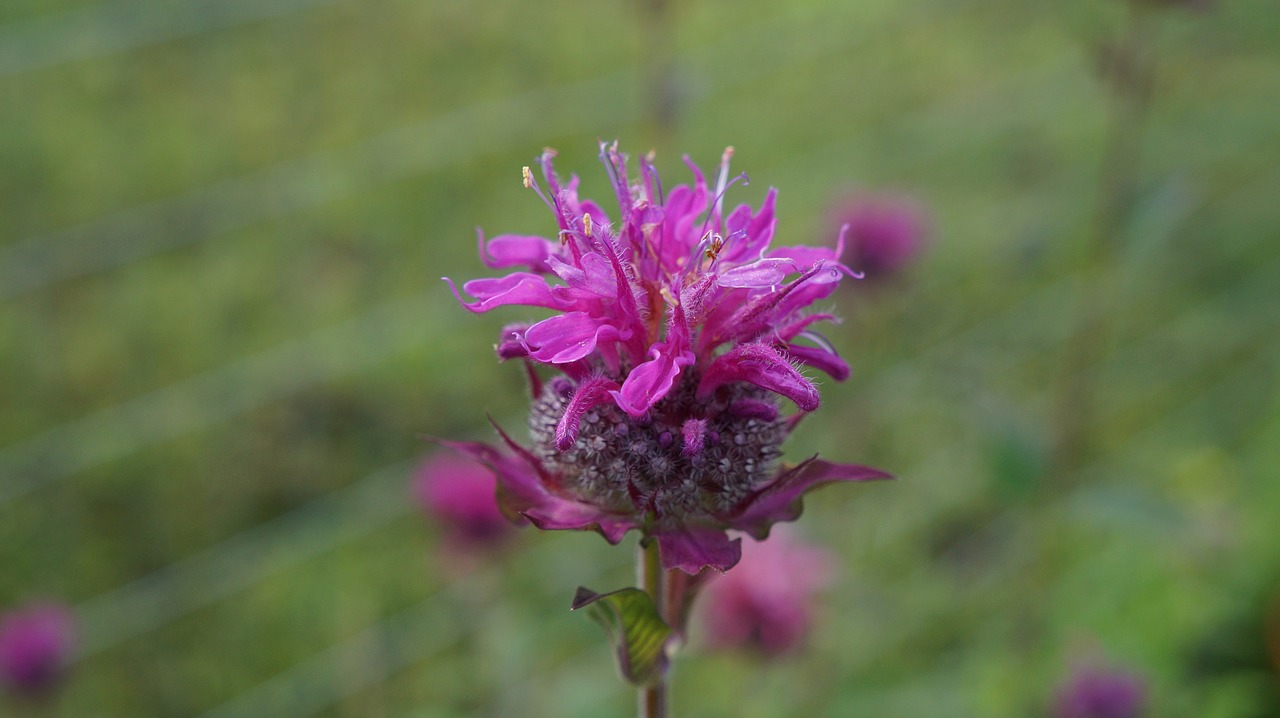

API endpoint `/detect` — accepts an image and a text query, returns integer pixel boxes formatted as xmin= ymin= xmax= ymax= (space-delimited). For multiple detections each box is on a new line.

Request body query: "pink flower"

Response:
xmin=413 ymin=452 xmax=514 ymax=550
xmin=825 ymin=192 xmax=930 ymax=281
xmin=1053 ymin=664 xmax=1147 ymax=718
xmin=0 ymin=603 xmax=75 ymax=697
xmin=698 ymin=527 xmax=834 ymax=656
xmin=444 ymin=143 xmax=890 ymax=574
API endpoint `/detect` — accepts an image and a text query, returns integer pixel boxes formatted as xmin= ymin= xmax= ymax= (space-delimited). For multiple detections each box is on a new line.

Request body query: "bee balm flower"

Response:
xmin=825 ymin=191 xmax=930 ymax=281
xmin=445 ymin=143 xmax=890 ymax=574
xmin=0 ymin=603 xmax=75 ymax=698
xmin=413 ymin=452 xmax=514 ymax=551
xmin=1053 ymin=664 xmax=1147 ymax=718
xmin=698 ymin=527 xmax=835 ymax=656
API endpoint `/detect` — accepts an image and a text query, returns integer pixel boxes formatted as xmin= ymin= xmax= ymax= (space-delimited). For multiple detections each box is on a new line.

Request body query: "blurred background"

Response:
xmin=1 ymin=0 xmax=1278 ymax=715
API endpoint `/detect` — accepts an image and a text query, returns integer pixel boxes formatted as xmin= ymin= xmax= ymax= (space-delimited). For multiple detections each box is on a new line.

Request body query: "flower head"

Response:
xmin=1053 ymin=664 xmax=1147 ymax=718
xmin=825 ymin=191 xmax=930 ymax=281
xmin=445 ymin=143 xmax=890 ymax=574
xmin=413 ymin=452 xmax=514 ymax=551
xmin=0 ymin=603 xmax=75 ymax=698
xmin=698 ymin=527 xmax=834 ymax=656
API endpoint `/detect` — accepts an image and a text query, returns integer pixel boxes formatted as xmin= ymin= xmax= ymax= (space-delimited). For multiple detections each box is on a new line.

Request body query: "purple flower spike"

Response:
xmin=0 ymin=603 xmax=75 ymax=698
xmin=1053 ymin=664 xmax=1147 ymax=718
xmin=443 ymin=144 xmax=889 ymax=573
xmin=698 ymin=527 xmax=834 ymax=656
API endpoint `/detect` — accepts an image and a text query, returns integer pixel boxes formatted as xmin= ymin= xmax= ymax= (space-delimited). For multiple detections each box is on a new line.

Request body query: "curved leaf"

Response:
xmin=571 ymin=586 xmax=672 ymax=686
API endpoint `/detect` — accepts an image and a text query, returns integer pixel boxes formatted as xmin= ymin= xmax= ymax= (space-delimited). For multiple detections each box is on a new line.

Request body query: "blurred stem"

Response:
xmin=1054 ymin=0 xmax=1156 ymax=476
xmin=638 ymin=0 xmax=678 ymax=153
xmin=639 ymin=539 xmax=670 ymax=718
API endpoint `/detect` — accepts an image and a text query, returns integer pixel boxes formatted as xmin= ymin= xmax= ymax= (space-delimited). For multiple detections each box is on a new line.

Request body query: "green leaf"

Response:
xmin=571 ymin=586 xmax=672 ymax=686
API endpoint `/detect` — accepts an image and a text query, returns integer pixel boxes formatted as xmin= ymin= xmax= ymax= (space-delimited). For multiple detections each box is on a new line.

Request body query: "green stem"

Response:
xmin=1054 ymin=0 xmax=1155 ymax=477
xmin=639 ymin=539 xmax=669 ymax=718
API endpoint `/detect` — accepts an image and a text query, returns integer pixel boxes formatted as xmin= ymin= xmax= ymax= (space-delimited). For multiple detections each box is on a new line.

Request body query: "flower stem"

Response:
xmin=639 ymin=539 xmax=669 ymax=718
xmin=1054 ymin=0 xmax=1155 ymax=477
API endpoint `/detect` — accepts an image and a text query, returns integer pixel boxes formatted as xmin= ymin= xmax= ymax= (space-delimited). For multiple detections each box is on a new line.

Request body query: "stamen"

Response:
xmin=714 ymin=146 xmax=735 ymax=216
xmin=700 ymin=166 xmax=750 ymax=238
xmin=522 ymin=164 xmax=557 ymax=215
xmin=583 ymin=213 xmax=593 ymax=238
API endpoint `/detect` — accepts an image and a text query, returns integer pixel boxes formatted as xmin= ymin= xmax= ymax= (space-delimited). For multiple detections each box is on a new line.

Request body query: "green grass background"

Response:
xmin=1 ymin=0 xmax=1278 ymax=715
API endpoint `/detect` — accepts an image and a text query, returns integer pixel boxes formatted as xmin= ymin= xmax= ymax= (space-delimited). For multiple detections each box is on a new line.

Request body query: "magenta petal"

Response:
xmin=697 ymin=343 xmax=820 ymax=411
xmin=776 ymin=313 xmax=838 ymax=342
xmin=446 ymin=273 xmax=570 ymax=313
xmin=478 ymin=230 xmax=558 ymax=272
xmin=555 ymin=376 xmax=622 ymax=450
xmin=765 ymin=244 xmax=840 ymax=269
xmin=721 ymin=188 xmax=778 ymax=263
xmin=717 ymin=258 xmax=799 ymax=289
xmin=525 ymin=312 xmax=621 ymax=364
xmin=612 ymin=350 xmax=686 ymax=417
xmin=728 ymin=458 xmax=894 ymax=539
xmin=656 ymin=525 xmax=742 ymax=574
xmin=785 ymin=343 xmax=851 ymax=382
xmin=547 ymin=252 xmax=618 ymax=297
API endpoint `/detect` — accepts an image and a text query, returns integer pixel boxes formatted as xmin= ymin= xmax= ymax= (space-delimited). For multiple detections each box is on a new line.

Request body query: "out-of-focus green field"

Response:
xmin=2 ymin=0 xmax=1278 ymax=715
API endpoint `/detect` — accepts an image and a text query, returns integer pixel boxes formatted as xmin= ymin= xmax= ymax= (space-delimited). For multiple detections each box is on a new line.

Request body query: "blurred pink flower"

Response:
xmin=0 ymin=603 xmax=75 ymax=698
xmin=1053 ymin=664 xmax=1147 ymax=718
xmin=698 ymin=527 xmax=835 ymax=656
xmin=413 ymin=452 xmax=514 ymax=550
xmin=826 ymin=192 xmax=930 ymax=281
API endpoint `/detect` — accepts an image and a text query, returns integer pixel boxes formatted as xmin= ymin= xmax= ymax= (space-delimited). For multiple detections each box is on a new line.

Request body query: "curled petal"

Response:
xmin=611 ymin=307 xmax=695 ymax=417
xmin=525 ymin=312 xmax=622 ymax=364
xmin=697 ymin=343 xmax=820 ymax=411
xmin=776 ymin=313 xmax=838 ymax=343
xmin=656 ymin=525 xmax=742 ymax=574
xmin=555 ymin=376 xmax=622 ymax=450
xmin=446 ymin=273 xmax=571 ymax=313
xmin=478 ymin=229 xmax=558 ymax=272
xmin=784 ymin=342 xmax=851 ymax=382
xmin=728 ymin=458 xmax=894 ymax=539
xmin=611 ymin=348 xmax=693 ymax=417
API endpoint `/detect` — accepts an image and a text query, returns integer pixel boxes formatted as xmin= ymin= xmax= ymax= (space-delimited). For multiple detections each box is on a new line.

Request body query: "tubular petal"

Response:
xmin=697 ymin=343 xmax=820 ymax=411
xmin=554 ymin=376 xmax=622 ymax=450
xmin=525 ymin=312 xmax=621 ymax=364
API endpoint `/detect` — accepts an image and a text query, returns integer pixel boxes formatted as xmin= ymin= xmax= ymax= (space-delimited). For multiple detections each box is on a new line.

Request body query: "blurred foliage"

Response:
xmin=1 ymin=0 xmax=1278 ymax=715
